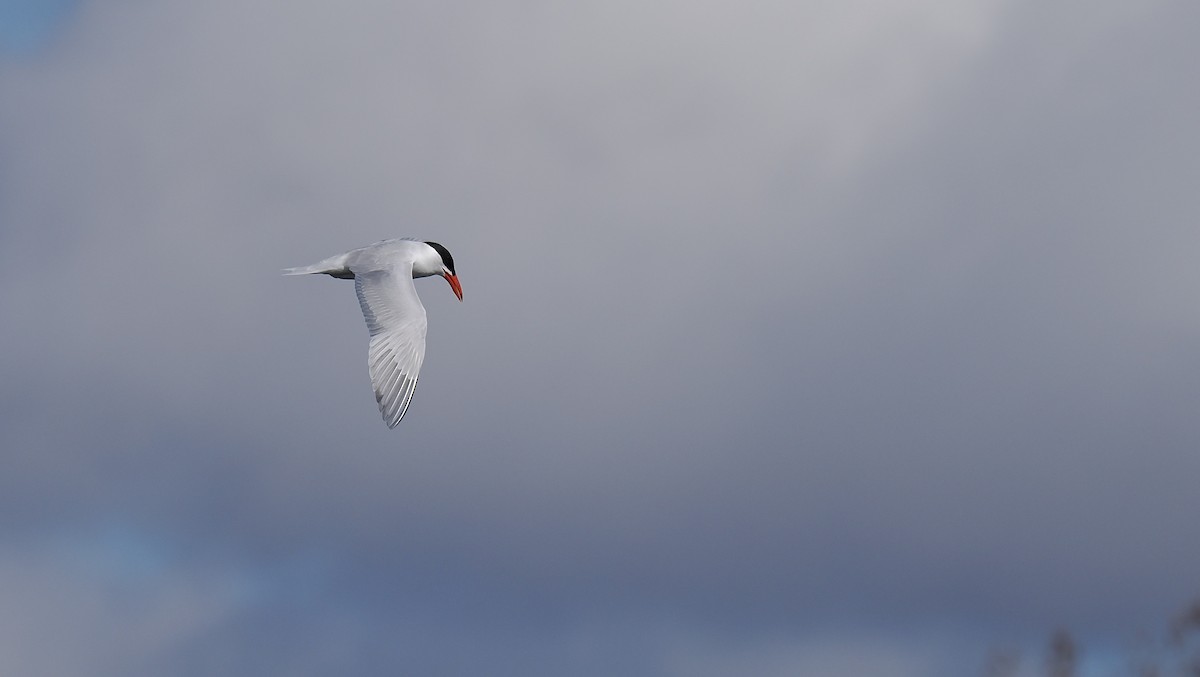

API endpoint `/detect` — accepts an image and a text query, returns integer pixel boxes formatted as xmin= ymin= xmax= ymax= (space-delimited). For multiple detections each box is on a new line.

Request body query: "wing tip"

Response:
xmin=377 ymin=377 xmax=418 ymax=429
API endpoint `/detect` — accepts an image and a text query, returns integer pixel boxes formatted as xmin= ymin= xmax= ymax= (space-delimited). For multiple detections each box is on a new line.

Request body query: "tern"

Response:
xmin=285 ymin=239 xmax=463 ymax=428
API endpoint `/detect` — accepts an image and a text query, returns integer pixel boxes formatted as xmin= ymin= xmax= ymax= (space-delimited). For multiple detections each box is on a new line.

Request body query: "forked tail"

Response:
xmin=282 ymin=264 xmax=325 ymax=276
xmin=282 ymin=253 xmax=353 ymax=278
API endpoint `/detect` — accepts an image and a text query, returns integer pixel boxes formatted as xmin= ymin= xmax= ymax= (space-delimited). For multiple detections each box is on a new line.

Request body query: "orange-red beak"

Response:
xmin=443 ymin=273 xmax=463 ymax=301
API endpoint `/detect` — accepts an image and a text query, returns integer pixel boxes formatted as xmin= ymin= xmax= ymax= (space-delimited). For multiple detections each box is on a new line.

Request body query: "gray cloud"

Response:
xmin=1 ymin=0 xmax=1198 ymax=674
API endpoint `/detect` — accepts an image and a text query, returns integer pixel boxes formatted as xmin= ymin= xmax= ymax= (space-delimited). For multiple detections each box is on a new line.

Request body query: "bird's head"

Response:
xmin=425 ymin=241 xmax=462 ymax=301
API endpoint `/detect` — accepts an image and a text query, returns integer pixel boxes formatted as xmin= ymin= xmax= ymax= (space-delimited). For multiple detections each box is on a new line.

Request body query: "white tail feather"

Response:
xmin=282 ymin=253 xmax=353 ymax=278
xmin=282 ymin=264 xmax=322 ymax=275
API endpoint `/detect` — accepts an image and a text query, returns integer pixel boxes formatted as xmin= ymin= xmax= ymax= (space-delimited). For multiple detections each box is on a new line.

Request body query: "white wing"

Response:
xmin=353 ymin=263 xmax=428 ymax=427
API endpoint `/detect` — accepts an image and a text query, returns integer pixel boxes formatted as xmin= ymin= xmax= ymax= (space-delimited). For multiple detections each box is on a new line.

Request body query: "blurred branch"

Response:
xmin=1047 ymin=629 xmax=1078 ymax=677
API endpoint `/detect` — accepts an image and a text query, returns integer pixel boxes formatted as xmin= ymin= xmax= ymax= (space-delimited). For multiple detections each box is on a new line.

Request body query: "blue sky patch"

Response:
xmin=0 ymin=0 xmax=79 ymax=54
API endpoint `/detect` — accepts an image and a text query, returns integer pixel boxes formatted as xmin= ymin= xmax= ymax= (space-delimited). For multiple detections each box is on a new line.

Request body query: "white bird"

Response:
xmin=284 ymin=239 xmax=462 ymax=428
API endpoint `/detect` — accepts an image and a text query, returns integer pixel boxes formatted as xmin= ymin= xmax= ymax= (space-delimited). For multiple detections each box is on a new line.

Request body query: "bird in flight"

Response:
xmin=285 ymin=239 xmax=462 ymax=427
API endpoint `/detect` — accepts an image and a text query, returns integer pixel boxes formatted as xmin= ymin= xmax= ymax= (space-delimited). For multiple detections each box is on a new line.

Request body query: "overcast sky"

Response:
xmin=2 ymin=1 xmax=1199 ymax=675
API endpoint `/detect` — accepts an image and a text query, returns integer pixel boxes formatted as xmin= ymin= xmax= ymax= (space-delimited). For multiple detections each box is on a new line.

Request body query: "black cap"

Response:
xmin=424 ymin=241 xmax=456 ymax=275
